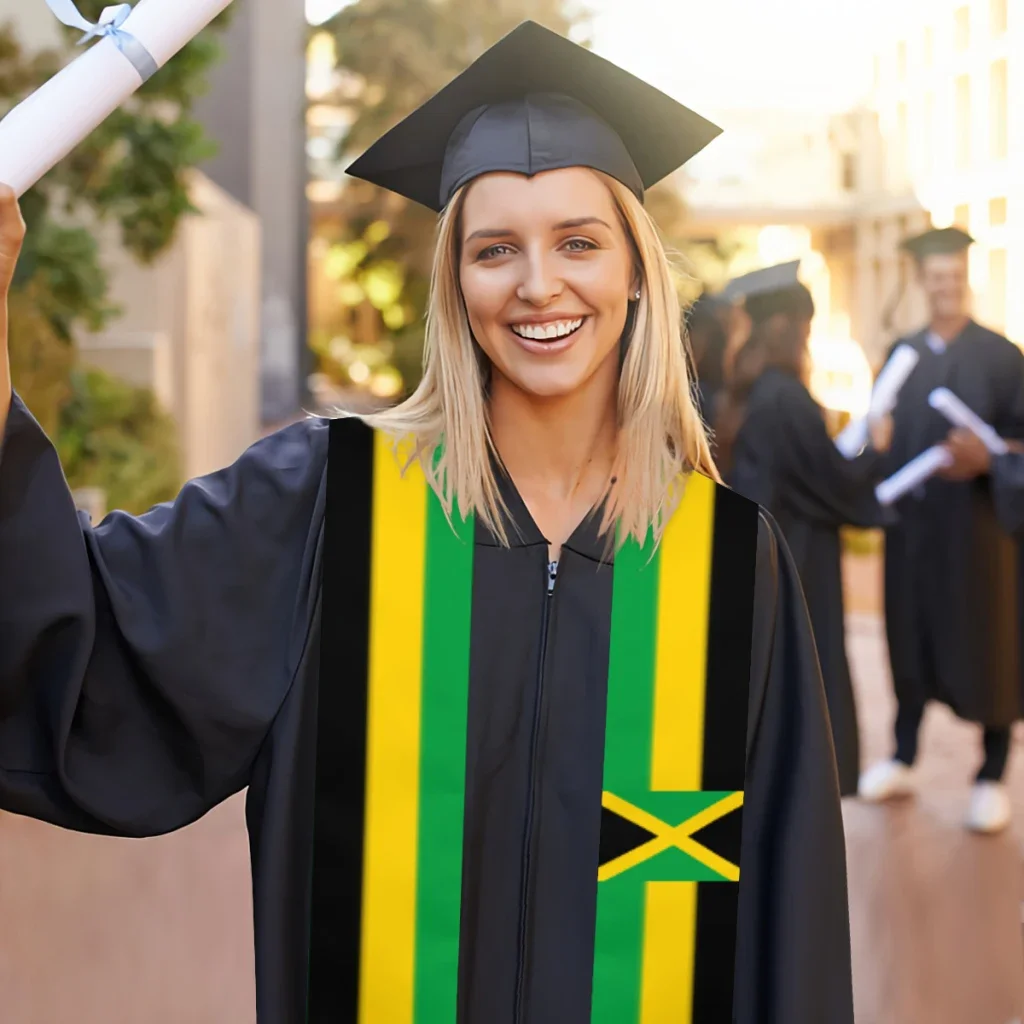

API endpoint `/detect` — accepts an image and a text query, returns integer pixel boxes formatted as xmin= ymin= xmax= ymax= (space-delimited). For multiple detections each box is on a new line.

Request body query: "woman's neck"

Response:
xmin=489 ymin=365 xmax=618 ymax=555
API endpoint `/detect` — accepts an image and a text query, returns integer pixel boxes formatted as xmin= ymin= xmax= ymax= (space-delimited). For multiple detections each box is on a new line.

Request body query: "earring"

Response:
xmin=633 ymin=289 xmax=641 ymax=301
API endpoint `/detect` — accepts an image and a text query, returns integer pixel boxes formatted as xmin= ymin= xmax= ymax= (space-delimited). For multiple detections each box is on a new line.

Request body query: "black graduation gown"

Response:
xmin=882 ymin=321 xmax=1024 ymax=726
xmin=727 ymin=367 xmax=886 ymax=796
xmin=0 ymin=391 xmax=853 ymax=1024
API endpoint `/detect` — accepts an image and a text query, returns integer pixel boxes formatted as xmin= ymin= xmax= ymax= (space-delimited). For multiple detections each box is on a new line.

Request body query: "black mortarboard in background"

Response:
xmin=720 ymin=261 xmax=814 ymax=324
xmin=720 ymin=261 xmax=802 ymax=303
xmin=345 ymin=21 xmax=722 ymax=212
xmin=900 ymin=226 xmax=975 ymax=262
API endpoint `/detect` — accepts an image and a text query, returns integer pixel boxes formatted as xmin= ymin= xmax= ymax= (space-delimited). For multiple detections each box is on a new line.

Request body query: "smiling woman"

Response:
xmin=369 ymin=162 xmax=711 ymax=551
xmin=0 ymin=19 xmax=852 ymax=1024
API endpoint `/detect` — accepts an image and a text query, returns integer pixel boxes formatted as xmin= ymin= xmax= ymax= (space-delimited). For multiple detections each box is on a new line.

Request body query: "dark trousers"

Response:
xmin=895 ymin=701 xmax=1012 ymax=782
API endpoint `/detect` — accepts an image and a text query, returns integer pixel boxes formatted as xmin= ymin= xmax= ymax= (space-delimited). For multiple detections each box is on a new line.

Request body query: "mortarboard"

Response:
xmin=345 ymin=21 xmax=723 ymax=212
xmin=900 ymin=226 xmax=974 ymax=262
xmin=719 ymin=261 xmax=802 ymax=303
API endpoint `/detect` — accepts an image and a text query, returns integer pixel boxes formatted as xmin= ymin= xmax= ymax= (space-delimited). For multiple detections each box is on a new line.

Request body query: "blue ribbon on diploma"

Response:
xmin=44 ymin=0 xmax=159 ymax=83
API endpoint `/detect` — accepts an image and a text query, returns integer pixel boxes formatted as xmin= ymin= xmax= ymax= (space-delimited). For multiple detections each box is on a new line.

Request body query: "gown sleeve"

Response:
xmin=735 ymin=510 xmax=854 ymax=1024
xmin=991 ymin=451 xmax=1024 ymax=534
xmin=772 ymin=380 xmax=886 ymax=529
xmin=0 ymin=391 xmax=328 ymax=837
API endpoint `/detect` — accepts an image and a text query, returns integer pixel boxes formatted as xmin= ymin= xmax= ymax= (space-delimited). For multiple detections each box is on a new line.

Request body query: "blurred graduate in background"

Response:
xmin=859 ymin=228 xmax=1024 ymax=834
xmin=717 ymin=262 xmax=892 ymax=796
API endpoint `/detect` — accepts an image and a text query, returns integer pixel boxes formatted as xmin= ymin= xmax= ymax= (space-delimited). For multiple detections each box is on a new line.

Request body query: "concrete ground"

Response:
xmin=0 ymin=553 xmax=1020 ymax=1022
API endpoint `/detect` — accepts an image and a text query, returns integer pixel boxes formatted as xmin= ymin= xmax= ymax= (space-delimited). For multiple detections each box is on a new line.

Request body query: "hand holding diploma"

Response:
xmin=0 ymin=185 xmax=27 ymax=432
xmin=875 ymin=445 xmax=954 ymax=506
xmin=928 ymin=387 xmax=1009 ymax=456
xmin=0 ymin=0 xmax=234 ymax=197
xmin=835 ymin=344 xmax=920 ymax=458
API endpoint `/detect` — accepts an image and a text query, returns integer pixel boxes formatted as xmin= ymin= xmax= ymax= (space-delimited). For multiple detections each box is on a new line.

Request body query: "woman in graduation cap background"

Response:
xmin=714 ymin=262 xmax=892 ymax=797
xmin=858 ymin=226 xmax=1024 ymax=835
xmin=0 ymin=22 xmax=853 ymax=1024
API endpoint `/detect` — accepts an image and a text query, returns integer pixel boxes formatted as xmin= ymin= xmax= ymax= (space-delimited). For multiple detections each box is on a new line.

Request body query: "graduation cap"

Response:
xmin=900 ymin=226 xmax=974 ymax=262
xmin=345 ymin=21 xmax=723 ymax=212
xmin=720 ymin=261 xmax=802 ymax=303
xmin=719 ymin=261 xmax=813 ymax=324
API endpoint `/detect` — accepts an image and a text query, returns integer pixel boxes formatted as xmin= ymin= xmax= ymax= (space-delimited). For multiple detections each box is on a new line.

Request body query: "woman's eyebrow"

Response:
xmin=465 ymin=216 xmax=612 ymax=243
xmin=553 ymin=216 xmax=612 ymax=231
xmin=465 ymin=227 xmax=514 ymax=243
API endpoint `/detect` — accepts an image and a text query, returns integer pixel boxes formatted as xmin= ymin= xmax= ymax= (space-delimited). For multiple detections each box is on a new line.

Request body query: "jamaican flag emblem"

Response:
xmin=310 ymin=421 xmax=754 ymax=1023
xmin=593 ymin=473 xmax=752 ymax=1023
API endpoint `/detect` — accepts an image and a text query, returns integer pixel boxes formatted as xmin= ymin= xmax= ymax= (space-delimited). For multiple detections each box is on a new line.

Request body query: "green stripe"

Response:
xmin=413 ymin=493 xmax=475 ymax=1022
xmin=592 ymin=534 xmax=661 ymax=1024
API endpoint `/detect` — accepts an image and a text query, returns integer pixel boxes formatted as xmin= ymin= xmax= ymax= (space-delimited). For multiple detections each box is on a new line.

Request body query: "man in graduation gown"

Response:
xmin=0 ymin=23 xmax=854 ymax=1024
xmin=859 ymin=227 xmax=1024 ymax=834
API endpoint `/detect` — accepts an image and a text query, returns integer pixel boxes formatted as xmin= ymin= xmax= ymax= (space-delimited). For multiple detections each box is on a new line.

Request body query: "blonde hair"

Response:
xmin=362 ymin=172 xmax=718 ymax=548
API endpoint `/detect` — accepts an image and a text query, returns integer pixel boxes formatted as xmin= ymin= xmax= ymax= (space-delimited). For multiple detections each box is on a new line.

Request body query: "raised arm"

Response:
xmin=773 ymin=380 xmax=888 ymax=529
xmin=0 ymin=185 xmax=329 ymax=838
xmin=0 ymin=184 xmax=26 ymax=433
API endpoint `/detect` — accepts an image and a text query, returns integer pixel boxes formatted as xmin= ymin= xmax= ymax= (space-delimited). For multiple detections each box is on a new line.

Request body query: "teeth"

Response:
xmin=510 ymin=318 xmax=584 ymax=341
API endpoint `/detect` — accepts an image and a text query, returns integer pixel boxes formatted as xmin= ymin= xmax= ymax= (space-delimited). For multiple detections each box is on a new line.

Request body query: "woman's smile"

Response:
xmin=507 ymin=315 xmax=589 ymax=353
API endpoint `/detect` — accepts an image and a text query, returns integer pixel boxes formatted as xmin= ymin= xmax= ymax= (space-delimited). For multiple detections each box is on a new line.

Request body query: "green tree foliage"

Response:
xmin=0 ymin=3 xmax=231 ymax=509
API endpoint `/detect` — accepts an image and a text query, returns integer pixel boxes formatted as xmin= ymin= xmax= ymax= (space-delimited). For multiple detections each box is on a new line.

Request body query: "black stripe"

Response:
xmin=692 ymin=884 xmax=742 ymax=1022
xmin=702 ymin=484 xmax=757 ymax=789
xmin=692 ymin=484 xmax=758 ymax=1023
xmin=308 ymin=419 xmax=374 ymax=1023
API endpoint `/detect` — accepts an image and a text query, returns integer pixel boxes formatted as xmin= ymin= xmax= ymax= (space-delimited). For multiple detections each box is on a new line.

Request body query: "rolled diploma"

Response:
xmin=928 ymin=387 xmax=1010 ymax=456
xmin=835 ymin=345 xmax=920 ymax=459
xmin=0 ymin=0 xmax=234 ymax=197
xmin=875 ymin=445 xmax=954 ymax=506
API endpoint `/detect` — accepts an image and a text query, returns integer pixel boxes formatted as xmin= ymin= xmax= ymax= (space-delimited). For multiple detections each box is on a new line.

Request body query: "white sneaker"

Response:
xmin=858 ymin=759 xmax=916 ymax=802
xmin=964 ymin=781 xmax=1012 ymax=834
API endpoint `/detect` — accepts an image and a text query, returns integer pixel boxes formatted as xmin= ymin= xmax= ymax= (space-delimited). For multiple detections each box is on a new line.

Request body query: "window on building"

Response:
xmin=954 ymin=203 xmax=971 ymax=230
xmin=841 ymin=152 xmax=857 ymax=191
xmin=992 ymin=0 xmax=1008 ymax=36
xmin=990 ymin=60 xmax=1008 ymax=160
xmin=924 ymin=92 xmax=935 ymax=171
xmin=924 ymin=26 xmax=934 ymax=66
xmin=955 ymin=6 xmax=970 ymax=50
xmin=897 ymin=41 xmax=907 ymax=79
xmin=956 ymin=75 xmax=971 ymax=168
xmin=990 ymin=197 xmax=1008 ymax=224
xmin=897 ymin=102 xmax=909 ymax=167
xmin=989 ymin=249 xmax=1007 ymax=330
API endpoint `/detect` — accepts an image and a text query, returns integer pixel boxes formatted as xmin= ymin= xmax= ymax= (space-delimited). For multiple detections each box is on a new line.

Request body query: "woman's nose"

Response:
xmin=516 ymin=249 xmax=563 ymax=306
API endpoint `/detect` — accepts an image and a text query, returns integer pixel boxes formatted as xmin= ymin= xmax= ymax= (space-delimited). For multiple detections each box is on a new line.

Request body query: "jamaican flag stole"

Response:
xmin=593 ymin=477 xmax=755 ymax=1023
xmin=310 ymin=420 xmax=756 ymax=1023
xmin=311 ymin=420 xmax=475 ymax=1023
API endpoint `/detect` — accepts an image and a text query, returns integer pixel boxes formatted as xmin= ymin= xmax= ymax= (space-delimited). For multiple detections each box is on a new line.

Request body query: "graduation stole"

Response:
xmin=309 ymin=420 xmax=755 ymax=1024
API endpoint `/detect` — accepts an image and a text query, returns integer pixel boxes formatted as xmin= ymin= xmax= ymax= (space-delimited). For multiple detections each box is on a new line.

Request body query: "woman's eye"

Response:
xmin=477 ymin=243 xmax=515 ymax=260
xmin=563 ymin=237 xmax=598 ymax=253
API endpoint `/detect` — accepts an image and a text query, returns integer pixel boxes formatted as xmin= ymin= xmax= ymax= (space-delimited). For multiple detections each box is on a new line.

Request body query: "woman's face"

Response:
xmin=458 ymin=168 xmax=637 ymax=400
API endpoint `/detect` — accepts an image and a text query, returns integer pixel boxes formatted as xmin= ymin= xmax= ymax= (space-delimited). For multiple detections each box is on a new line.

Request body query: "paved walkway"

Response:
xmin=0 ymin=554 xmax=1020 ymax=1021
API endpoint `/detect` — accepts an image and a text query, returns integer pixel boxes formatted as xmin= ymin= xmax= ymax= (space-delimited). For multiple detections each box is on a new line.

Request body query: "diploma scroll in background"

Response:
xmin=0 ymin=0 xmax=234 ymax=198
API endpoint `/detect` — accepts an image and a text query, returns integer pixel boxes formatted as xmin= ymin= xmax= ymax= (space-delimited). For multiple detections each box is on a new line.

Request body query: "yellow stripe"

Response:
xmin=650 ymin=473 xmax=715 ymax=793
xmin=639 ymin=882 xmax=698 ymax=1024
xmin=358 ymin=435 xmax=427 ymax=1024
xmin=641 ymin=473 xmax=716 ymax=1024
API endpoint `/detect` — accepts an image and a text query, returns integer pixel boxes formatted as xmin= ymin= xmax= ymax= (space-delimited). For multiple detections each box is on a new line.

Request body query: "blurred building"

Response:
xmin=81 ymin=173 xmax=262 ymax=480
xmin=194 ymin=0 xmax=310 ymax=425
xmin=864 ymin=0 xmax=1017 ymax=344
xmin=683 ymin=0 xmax=1018 ymax=373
